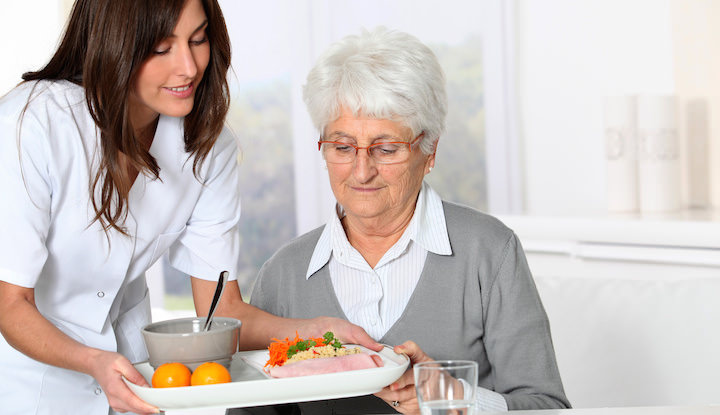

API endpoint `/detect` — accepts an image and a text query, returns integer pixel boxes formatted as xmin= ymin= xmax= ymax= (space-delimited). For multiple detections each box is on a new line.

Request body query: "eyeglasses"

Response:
xmin=317 ymin=133 xmax=424 ymax=165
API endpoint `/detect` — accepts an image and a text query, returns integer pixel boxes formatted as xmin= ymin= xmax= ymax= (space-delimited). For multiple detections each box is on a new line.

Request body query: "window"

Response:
xmin=201 ymin=0 xmax=491 ymax=305
xmin=1 ymin=1 xmax=510 ymax=315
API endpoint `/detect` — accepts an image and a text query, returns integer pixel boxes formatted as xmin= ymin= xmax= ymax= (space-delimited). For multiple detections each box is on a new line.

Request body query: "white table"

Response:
xmin=165 ymin=404 xmax=720 ymax=415
xmin=481 ymin=406 xmax=720 ymax=415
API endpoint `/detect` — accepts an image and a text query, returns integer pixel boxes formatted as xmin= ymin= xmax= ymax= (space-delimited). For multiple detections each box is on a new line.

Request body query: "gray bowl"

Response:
xmin=141 ymin=317 xmax=241 ymax=371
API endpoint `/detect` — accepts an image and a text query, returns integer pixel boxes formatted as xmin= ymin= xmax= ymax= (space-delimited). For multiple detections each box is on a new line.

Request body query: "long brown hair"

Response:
xmin=22 ymin=0 xmax=231 ymax=234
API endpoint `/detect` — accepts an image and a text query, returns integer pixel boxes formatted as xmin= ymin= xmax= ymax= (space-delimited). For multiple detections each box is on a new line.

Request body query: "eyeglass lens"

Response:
xmin=321 ymin=142 xmax=411 ymax=164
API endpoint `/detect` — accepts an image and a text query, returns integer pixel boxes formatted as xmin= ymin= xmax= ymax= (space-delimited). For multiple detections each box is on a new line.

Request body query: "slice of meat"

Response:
xmin=267 ymin=353 xmax=383 ymax=378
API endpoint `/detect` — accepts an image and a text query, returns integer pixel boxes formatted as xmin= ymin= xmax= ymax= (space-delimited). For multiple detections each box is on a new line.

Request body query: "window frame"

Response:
xmin=291 ymin=0 xmax=524 ymax=236
xmin=482 ymin=0 xmax=524 ymax=214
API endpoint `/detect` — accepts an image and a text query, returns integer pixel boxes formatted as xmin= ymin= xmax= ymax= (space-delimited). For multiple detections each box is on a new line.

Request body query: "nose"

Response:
xmin=353 ymin=149 xmax=378 ymax=183
xmin=174 ymin=44 xmax=198 ymax=79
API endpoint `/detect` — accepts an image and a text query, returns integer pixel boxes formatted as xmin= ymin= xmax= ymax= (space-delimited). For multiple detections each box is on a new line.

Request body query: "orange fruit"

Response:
xmin=151 ymin=362 xmax=191 ymax=388
xmin=190 ymin=362 xmax=231 ymax=386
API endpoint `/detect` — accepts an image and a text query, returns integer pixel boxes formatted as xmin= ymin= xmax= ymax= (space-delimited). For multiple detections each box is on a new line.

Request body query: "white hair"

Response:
xmin=303 ymin=27 xmax=447 ymax=155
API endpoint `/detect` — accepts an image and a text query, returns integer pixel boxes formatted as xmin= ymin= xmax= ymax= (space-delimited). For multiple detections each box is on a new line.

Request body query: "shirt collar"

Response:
xmin=414 ymin=181 xmax=452 ymax=256
xmin=304 ymin=209 xmax=337 ymax=279
xmin=305 ymin=181 xmax=452 ymax=279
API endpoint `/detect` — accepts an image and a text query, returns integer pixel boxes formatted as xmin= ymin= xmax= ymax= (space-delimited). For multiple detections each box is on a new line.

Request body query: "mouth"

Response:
xmin=164 ymin=83 xmax=194 ymax=98
xmin=350 ymin=186 xmax=381 ymax=193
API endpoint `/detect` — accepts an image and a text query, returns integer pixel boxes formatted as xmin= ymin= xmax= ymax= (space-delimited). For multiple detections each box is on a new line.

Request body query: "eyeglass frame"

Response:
xmin=317 ymin=132 xmax=425 ymax=165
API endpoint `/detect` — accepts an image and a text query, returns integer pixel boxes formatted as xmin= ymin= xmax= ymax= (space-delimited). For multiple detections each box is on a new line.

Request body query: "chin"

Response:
xmin=346 ymin=204 xmax=385 ymax=220
xmin=162 ymin=102 xmax=196 ymax=118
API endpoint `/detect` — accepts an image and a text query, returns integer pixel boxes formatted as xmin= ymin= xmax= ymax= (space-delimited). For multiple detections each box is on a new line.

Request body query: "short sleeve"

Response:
xmin=167 ymin=127 xmax=242 ymax=281
xmin=0 ymin=106 xmax=52 ymax=287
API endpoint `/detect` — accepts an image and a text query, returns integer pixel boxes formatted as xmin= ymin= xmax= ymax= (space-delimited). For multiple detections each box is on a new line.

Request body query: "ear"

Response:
xmin=424 ymin=154 xmax=435 ymax=175
xmin=424 ymin=139 xmax=438 ymax=175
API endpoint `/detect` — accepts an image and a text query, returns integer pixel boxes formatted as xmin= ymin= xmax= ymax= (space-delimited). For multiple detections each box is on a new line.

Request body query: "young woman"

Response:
xmin=0 ymin=1 xmax=377 ymax=414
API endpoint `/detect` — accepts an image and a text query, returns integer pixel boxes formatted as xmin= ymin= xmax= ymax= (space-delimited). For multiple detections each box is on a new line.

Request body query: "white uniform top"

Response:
xmin=0 ymin=80 xmax=241 ymax=415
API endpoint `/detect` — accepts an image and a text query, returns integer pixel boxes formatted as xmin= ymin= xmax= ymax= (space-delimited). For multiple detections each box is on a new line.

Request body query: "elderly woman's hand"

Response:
xmin=374 ymin=340 xmax=434 ymax=414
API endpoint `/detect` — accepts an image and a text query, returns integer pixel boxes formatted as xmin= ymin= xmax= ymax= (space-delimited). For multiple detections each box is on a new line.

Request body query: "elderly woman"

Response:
xmin=249 ymin=27 xmax=570 ymax=414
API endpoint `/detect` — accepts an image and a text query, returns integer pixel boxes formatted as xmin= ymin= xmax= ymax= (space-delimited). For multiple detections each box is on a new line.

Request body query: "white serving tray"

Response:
xmin=124 ymin=345 xmax=409 ymax=411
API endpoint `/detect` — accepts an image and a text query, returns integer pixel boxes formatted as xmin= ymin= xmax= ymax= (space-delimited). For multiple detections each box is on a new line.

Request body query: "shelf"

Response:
xmin=496 ymin=209 xmax=720 ymax=250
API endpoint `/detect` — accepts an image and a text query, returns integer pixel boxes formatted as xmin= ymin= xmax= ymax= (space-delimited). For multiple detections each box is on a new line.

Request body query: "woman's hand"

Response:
xmin=303 ymin=316 xmax=383 ymax=352
xmin=375 ymin=340 xmax=434 ymax=414
xmin=86 ymin=348 xmax=158 ymax=414
xmin=0 ymin=281 xmax=159 ymax=414
xmin=0 ymin=282 xmax=157 ymax=413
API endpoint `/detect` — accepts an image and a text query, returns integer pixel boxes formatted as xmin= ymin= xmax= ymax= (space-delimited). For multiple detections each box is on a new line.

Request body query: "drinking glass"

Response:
xmin=414 ymin=360 xmax=478 ymax=415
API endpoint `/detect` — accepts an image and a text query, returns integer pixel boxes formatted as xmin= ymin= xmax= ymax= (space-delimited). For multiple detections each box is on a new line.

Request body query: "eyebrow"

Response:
xmin=326 ymin=131 xmax=405 ymax=141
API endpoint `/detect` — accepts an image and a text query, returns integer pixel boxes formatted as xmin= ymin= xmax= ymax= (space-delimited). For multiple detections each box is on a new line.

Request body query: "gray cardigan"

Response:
xmin=250 ymin=201 xmax=570 ymax=413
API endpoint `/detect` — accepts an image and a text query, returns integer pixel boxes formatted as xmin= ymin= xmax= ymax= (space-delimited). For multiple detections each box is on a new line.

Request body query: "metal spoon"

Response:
xmin=203 ymin=270 xmax=228 ymax=331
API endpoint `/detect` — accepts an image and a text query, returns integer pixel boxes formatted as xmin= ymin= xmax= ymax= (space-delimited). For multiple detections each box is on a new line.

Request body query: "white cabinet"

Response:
xmin=497 ymin=214 xmax=720 ymax=408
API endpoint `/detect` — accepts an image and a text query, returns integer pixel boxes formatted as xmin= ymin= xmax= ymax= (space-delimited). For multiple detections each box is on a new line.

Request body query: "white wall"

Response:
xmin=516 ymin=0 xmax=675 ymax=215
xmin=7 ymin=1 xmax=710 ymax=219
xmin=0 ymin=1 xmax=67 ymax=95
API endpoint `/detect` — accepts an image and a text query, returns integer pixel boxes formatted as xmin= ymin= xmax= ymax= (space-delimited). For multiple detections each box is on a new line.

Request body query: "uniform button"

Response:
xmin=94 ymin=387 xmax=102 ymax=395
xmin=97 ymin=291 xmax=105 ymax=298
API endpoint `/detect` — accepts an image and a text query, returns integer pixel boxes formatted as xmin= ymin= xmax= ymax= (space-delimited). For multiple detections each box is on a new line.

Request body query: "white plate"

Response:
xmin=124 ymin=345 xmax=409 ymax=410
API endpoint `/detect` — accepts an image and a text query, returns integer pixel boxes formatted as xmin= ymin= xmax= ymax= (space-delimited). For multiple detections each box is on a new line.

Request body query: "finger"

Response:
xmin=332 ymin=321 xmax=382 ymax=352
xmin=389 ymin=369 xmax=416 ymax=390
xmin=347 ymin=325 xmax=383 ymax=351
xmin=106 ymin=354 xmax=150 ymax=388
xmin=373 ymin=388 xmax=400 ymax=405
xmin=374 ymin=385 xmax=404 ymax=400
xmin=121 ymin=387 xmax=160 ymax=414
xmin=371 ymin=354 xmax=384 ymax=367
xmin=396 ymin=384 xmax=418 ymax=401
xmin=119 ymin=365 xmax=149 ymax=388
xmin=374 ymin=386 xmax=393 ymax=401
xmin=394 ymin=341 xmax=418 ymax=358
xmin=377 ymin=383 xmax=416 ymax=401
xmin=398 ymin=397 xmax=420 ymax=415
xmin=109 ymin=392 xmax=159 ymax=415
xmin=112 ymin=376 xmax=158 ymax=414
xmin=375 ymin=389 xmax=418 ymax=414
xmin=394 ymin=341 xmax=432 ymax=364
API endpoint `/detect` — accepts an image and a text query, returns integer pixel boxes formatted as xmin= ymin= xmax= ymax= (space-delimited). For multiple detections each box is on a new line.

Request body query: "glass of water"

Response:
xmin=414 ymin=360 xmax=478 ymax=415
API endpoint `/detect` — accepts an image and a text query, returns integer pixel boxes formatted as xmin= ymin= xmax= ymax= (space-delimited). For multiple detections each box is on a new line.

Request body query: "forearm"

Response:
xmin=0 ymin=281 xmax=99 ymax=375
xmin=229 ymin=301 xmax=318 ymax=350
xmin=191 ymin=278 xmax=314 ymax=350
xmin=192 ymin=278 xmax=381 ymax=351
